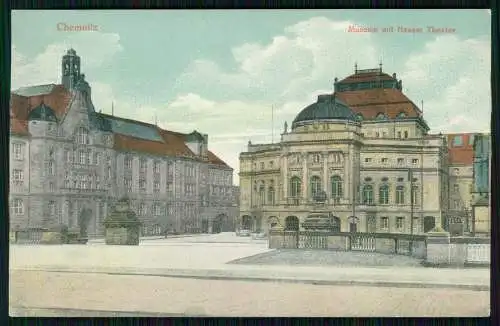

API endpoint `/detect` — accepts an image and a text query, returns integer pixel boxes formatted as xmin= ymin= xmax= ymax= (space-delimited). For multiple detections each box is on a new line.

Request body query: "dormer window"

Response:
xmin=375 ymin=113 xmax=387 ymax=120
xmin=452 ymin=135 xmax=463 ymax=147
xmin=76 ymin=127 xmax=89 ymax=145
xmin=396 ymin=112 xmax=407 ymax=119
xmin=355 ymin=113 xmax=364 ymax=121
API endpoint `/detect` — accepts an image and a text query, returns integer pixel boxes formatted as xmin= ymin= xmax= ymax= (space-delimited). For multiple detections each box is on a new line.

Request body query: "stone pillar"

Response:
xmin=302 ymin=153 xmax=308 ymax=202
xmin=283 ymin=154 xmax=288 ymax=200
xmin=425 ymin=231 xmax=451 ymax=266
xmin=348 ymin=146 xmax=354 ymax=204
xmin=343 ymin=151 xmax=349 ymax=202
xmin=208 ymin=218 xmax=213 ymax=233
xmin=322 ymin=152 xmax=328 ymax=195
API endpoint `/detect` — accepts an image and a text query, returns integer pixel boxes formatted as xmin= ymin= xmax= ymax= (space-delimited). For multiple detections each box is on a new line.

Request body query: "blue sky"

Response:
xmin=11 ymin=10 xmax=491 ymax=184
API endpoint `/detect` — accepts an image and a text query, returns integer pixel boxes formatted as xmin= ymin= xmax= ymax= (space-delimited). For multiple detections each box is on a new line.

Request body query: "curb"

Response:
xmin=13 ymin=268 xmax=490 ymax=292
xmin=9 ymin=306 xmax=204 ymax=317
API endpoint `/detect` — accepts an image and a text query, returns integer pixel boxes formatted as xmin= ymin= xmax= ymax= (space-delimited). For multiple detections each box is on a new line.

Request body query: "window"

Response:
xmin=452 ymin=135 xmax=463 ymax=147
xmin=379 ymin=184 xmax=389 ymax=204
xmin=404 ymin=131 xmax=409 ymax=138
xmin=381 ymin=158 xmax=388 ymax=164
xmin=76 ymin=127 xmax=89 ymax=145
xmin=167 ymin=162 xmax=173 ymax=177
xmin=382 ymin=131 xmax=388 ymax=138
xmin=12 ymin=169 xmax=24 ymax=185
xmin=365 ymin=158 xmax=372 ymax=163
xmin=94 ymin=153 xmax=100 ymax=165
xmin=454 ymin=200 xmax=460 ymax=209
xmin=140 ymin=158 xmax=147 ymax=170
xmin=411 ymin=185 xmax=419 ymax=205
xmin=66 ymin=150 xmax=73 ymax=163
xmin=313 ymin=154 xmax=320 ymax=164
xmin=331 ymin=176 xmax=343 ymax=200
xmin=397 ymin=158 xmax=404 ymax=165
xmin=107 ymin=167 xmax=112 ymax=179
xmin=269 ymin=161 xmax=274 ymax=169
xmin=11 ymin=199 xmax=24 ymax=215
xmin=267 ymin=186 xmax=275 ymax=205
xmin=153 ymin=203 xmax=161 ymax=216
xmin=380 ymin=217 xmax=389 ymax=229
xmin=64 ymin=176 xmax=71 ymax=189
xmin=396 ymin=217 xmax=404 ymax=230
xmin=259 ymin=183 xmax=265 ymax=204
xmin=125 ymin=157 xmax=133 ymax=169
xmin=48 ymin=148 xmax=54 ymax=160
xmin=49 ymin=182 xmax=55 ymax=192
xmin=124 ymin=177 xmax=132 ymax=192
xmin=375 ymin=132 xmax=380 ymax=138
xmin=453 ymin=184 xmax=459 ymax=193
xmin=48 ymin=201 xmax=56 ymax=216
xmin=395 ymin=186 xmax=405 ymax=204
xmin=154 ymin=181 xmax=160 ymax=193
xmin=310 ymin=176 xmax=322 ymax=197
xmin=139 ymin=177 xmax=146 ymax=190
xmin=154 ymin=161 xmax=160 ymax=173
xmin=397 ymin=177 xmax=404 ymax=182
xmin=397 ymin=131 xmax=402 ymax=138
xmin=453 ymin=168 xmax=460 ymax=175
xmin=48 ymin=162 xmax=55 ymax=175
xmin=12 ymin=143 xmax=24 ymax=160
xmin=167 ymin=182 xmax=173 ymax=194
xmin=469 ymin=135 xmax=475 ymax=146
xmin=260 ymin=162 xmax=265 ymax=170
xmin=139 ymin=203 xmax=147 ymax=215
xmin=375 ymin=113 xmax=387 ymax=120
xmin=412 ymin=159 xmax=419 ymax=165
xmin=362 ymin=185 xmax=374 ymax=204
xmin=364 ymin=177 xmax=372 ymax=182
xmin=290 ymin=177 xmax=302 ymax=197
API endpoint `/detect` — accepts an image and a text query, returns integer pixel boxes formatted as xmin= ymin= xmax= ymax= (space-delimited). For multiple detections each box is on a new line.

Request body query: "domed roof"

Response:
xmin=28 ymin=103 xmax=58 ymax=122
xmin=292 ymin=94 xmax=356 ymax=126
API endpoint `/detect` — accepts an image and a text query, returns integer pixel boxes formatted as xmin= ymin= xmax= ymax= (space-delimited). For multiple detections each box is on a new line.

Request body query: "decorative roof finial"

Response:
xmin=379 ymin=60 xmax=383 ymax=72
xmin=354 ymin=62 xmax=358 ymax=73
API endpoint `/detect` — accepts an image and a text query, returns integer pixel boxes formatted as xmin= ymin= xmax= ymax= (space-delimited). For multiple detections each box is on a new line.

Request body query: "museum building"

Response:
xmin=238 ymin=65 xmax=452 ymax=234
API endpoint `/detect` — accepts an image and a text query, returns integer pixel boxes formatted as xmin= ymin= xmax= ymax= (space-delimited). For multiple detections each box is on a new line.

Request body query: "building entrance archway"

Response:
xmin=285 ymin=216 xmax=299 ymax=231
xmin=78 ymin=209 xmax=93 ymax=239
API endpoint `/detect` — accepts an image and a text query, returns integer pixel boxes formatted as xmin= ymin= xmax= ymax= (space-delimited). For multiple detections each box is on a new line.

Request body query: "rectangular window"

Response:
xmin=397 ymin=158 xmax=404 ymax=165
xmin=48 ymin=162 xmax=55 ymax=175
xmin=397 ymin=131 xmax=402 ymax=138
xmin=396 ymin=217 xmax=404 ymax=230
xmin=453 ymin=184 xmax=459 ymax=192
xmin=154 ymin=161 xmax=160 ymax=173
xmin=364 ymin=158 xmax=372 ymax=163
xmin=79 ymin=152 xmax=86 ymax=165
xmin=139 ymin=178 xmax=146 ymax=190
xmin=12 ymin=169 xmax=24 ymax=184
xmin=125 ymin=157 xmax=133 ymax=169
xmin=154 ymin=181 xmax=160 ymax=193
xmin=140 ymin=158 xmax=147 ymax=170
xmin=452 ymin=135 xmax=463 ymax=147
xmin=12 ymin=199 xmax=24 ymax=215
xmin=412 ymin=159 xmax=419 ymax=165
xmin=380 ymin=217 xmax=389 ymax=230
xmin=124 ymin=177 xmax=132 ymax=192
xmin=381 ymin=158 xmax=388 ymax=163
xmin=468 ymin=134 xmax=475 ymax=146
xmin=260 ymin=162 xmax=264 ymax=169
xmin=12 ymin=143 xmax=24 ymax=160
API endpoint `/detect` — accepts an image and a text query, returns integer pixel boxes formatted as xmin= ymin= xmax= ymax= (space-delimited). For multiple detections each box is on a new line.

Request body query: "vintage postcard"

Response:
xmin=9 ymin=9 xmax=491 ymax=317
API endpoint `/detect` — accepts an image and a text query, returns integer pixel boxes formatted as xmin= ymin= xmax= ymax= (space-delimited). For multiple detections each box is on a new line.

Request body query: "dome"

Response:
xmin=292 ymin=94 xmax=356 ymax=126
xmin=28 ymin=103 xmax=58 ymax=122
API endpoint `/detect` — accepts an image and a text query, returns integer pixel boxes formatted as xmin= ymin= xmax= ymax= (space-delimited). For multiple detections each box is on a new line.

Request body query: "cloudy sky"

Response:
xmin=11 ymin=10 xmax=491 ymax=184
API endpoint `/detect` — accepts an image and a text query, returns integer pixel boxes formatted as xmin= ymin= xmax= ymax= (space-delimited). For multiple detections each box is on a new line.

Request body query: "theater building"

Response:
xmin=238 ymin=65 xmax=450 ymax=234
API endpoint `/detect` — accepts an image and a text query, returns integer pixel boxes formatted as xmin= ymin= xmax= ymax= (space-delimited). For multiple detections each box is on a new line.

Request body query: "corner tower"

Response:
xmin=61 ymin=48 xmax=81 ymax=91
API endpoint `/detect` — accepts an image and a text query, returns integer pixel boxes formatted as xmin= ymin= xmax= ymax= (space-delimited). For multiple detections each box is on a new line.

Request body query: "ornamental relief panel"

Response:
xmin=287 ymin=153 xmax=303 ymax=167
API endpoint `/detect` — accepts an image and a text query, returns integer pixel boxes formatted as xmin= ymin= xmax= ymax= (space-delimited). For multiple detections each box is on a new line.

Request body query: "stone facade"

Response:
xmin=9 ymin=49 xmax=236 ymax=237
xmin=239 ymin=66 xmax=450 ymax=235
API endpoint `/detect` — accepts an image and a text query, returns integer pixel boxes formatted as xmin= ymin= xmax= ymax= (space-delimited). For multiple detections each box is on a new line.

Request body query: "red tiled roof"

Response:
xmin=445 ymin=133 xmax=475 ymax=165
xmin=10 ymin=84 xmax=72 ymax=120
xmin=336 ymin=88 xmax=421 ymax=119
xmin=10 ymin=118 xmax=30 ymax=136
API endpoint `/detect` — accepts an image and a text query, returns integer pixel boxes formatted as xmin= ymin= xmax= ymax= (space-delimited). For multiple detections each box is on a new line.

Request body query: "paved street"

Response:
xmin=9 ymin=232 xmax=490 ymax=316
xmin=10 ymin=270 xmax=489 ymax=317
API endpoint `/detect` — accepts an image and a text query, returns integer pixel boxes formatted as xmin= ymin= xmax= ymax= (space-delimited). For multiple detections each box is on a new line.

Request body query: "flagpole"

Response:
xmin=272 ymin=104 xmax=274 ymax=144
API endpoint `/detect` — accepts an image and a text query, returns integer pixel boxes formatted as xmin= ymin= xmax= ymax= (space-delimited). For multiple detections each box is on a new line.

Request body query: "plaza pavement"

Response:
xmin=10 ymin=232 xmax=490 ymax=291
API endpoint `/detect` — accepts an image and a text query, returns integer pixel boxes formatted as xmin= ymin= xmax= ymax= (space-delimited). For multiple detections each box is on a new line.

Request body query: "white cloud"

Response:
xmin=400 ymin=34 xmax=490 ymax=133
xmin=11 ymin=32 xmax=123 ymax=90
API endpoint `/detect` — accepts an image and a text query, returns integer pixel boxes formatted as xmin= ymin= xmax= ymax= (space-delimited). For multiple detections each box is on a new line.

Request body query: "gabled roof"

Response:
xmin=10 ymin=118 xmax=30 ymax=136
xmin=10 ymin=84 xmax=72 ymax=120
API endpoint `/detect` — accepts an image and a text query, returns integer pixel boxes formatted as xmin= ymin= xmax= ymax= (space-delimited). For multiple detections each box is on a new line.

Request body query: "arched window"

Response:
xmin=379 ymin=184 xmax=390 ymax=204
xmin=310 ymin=176 xmax=322 ymax=197
xmin=267 ymin=186 xmax=275 ymax=205
xmin=76 ymin=127 xmax=89 ymax=145
xmin=331 ymin=176 xmax=343 ymax=199
xmin=396 ymin=112 xmax=407 ymax=119
xmin=375 ymin=113 xmax=387 ymax=120
xmin=395 ymin=185 xmax=405 ymax=204
xmin=411 ymin=185 xmax=419 ymax=205
xmin=259 ymin=182 xmax=265 ymax=204
xmin=290 ymin=177 xmax=301 ymax=197
xmin=355 ymin=113 xmax=364 ymax=121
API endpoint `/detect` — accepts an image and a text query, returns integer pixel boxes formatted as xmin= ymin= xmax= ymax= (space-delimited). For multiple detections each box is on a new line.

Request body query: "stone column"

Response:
xmin=323 ymin=152 xmax=329 ymax=195
xmin=343 ymin=151 xmax=349 ymax=203
xmin=283 ymin=154 xmax=288 ymax=200
xmin=302 ymin=153 xmax=308 ymax=202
